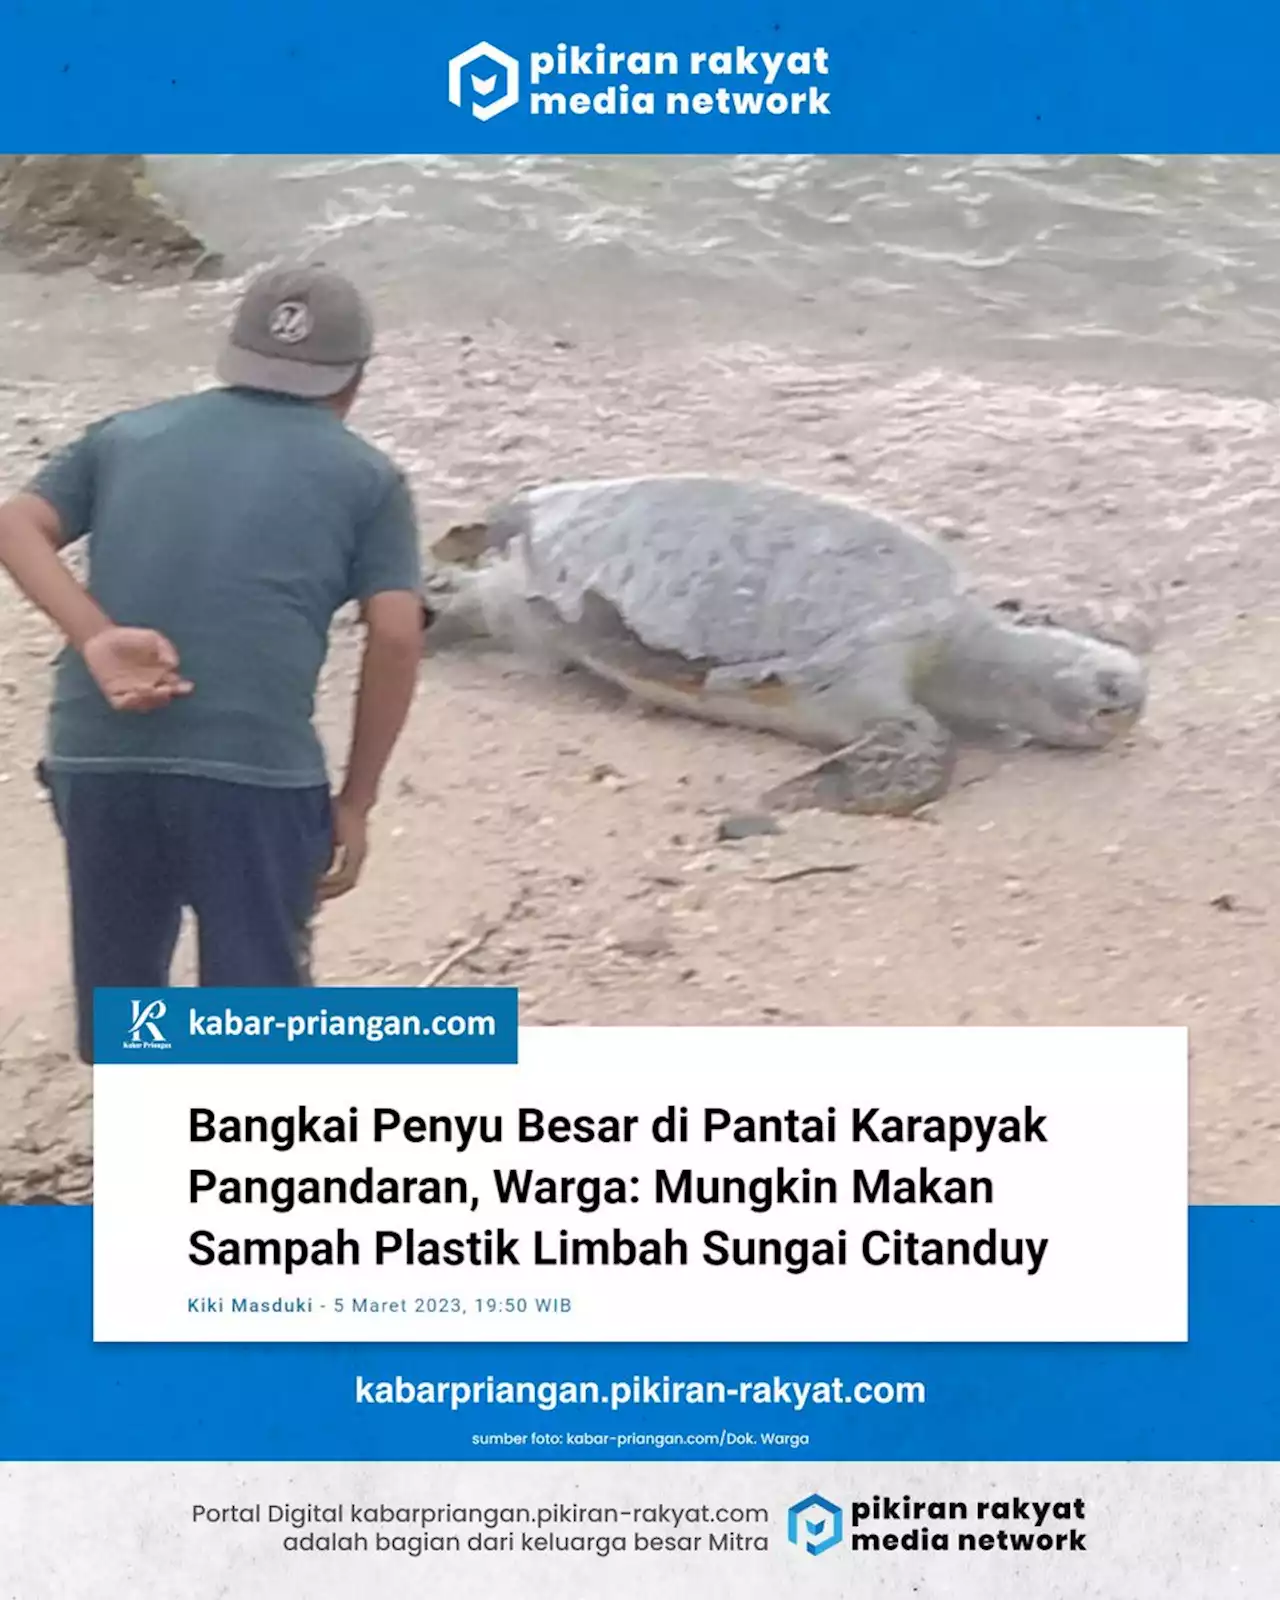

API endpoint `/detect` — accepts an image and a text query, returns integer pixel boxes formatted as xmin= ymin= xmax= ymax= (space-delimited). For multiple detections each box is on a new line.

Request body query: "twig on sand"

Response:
xmin=419 ymin=885 xmax=532 ymax=987
xmin=760 ymin=862 xmax=860 ymax=885
xmin=421 ymin=928 xmax=498 ymax=988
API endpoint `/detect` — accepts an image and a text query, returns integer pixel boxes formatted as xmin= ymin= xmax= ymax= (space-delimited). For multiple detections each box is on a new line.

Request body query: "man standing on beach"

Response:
xmin=0 ymin=264 xmax=425 ymax=1062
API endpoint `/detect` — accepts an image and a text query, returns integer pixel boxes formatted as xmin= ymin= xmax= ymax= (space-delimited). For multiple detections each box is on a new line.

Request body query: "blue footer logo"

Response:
xmin=787 ymin=1493 xmax=844 ymax=1556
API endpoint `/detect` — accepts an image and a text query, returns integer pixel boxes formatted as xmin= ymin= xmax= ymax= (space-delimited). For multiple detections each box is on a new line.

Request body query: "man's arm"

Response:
xmin=318 ymin=468 xmax=425 ymax=901
xmin=0 ymin=492 xmax=115 ymax=650
xmin=339 ymin=589 xmax=425 ymax=815
xmin=0 ymin=436 xmax=191 ymax=712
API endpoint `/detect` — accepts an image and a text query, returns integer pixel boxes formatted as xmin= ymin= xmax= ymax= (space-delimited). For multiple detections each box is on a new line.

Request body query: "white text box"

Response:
xmin=92 ymin=1026 xmax=1188 ymax=1343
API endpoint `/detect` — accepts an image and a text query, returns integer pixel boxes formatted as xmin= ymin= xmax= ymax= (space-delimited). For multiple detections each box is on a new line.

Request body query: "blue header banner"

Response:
xmin=2 ymin=1 xmax=1279 ymax=152
xmin=92 ymin=988 xmax=519 ymax=1065
xmin=0 ymin=1207 xmax=1276 ymax=1460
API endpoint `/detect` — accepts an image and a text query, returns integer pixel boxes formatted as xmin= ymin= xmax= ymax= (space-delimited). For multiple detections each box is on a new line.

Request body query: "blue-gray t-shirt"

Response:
xmin=28 ymin=387 xmax=422 ymax=788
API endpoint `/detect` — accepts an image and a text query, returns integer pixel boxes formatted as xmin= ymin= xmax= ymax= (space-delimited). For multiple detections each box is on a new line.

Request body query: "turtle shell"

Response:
xmin=481 ymin=474 xmax=963 ymax=679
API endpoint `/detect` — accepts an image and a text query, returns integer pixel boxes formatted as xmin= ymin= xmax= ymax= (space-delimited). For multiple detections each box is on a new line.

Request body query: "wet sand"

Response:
xmin=0 ymin=262 xmax=1276 ymax=1203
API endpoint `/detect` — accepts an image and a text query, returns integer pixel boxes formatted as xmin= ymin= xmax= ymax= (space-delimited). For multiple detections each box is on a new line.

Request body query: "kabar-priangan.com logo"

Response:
xmin=122 ymin=997 xmax=171 ymax=1052
xmin=448 ymin=41 xmax=832 ymax=121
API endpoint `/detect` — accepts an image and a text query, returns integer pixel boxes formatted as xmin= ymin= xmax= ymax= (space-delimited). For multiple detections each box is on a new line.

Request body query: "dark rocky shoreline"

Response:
xmin=0 ymin=154 xmax=219 ymax=280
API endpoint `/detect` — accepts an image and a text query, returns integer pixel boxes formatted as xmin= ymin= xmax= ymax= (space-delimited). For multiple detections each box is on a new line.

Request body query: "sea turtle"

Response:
xmin=422 ymin=474 xmax=1155 ymax=816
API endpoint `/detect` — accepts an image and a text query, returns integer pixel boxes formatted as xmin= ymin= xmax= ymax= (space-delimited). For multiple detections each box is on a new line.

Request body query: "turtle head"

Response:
xmin=1007 ymin=627 xmax=1148 ymax=747
xmin=920 ymin=609 xmax=1149 ymax=748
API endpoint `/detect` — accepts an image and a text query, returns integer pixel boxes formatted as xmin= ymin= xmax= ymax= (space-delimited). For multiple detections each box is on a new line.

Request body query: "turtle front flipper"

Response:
xmin=760 ymin=711 xmax=957 ymax=817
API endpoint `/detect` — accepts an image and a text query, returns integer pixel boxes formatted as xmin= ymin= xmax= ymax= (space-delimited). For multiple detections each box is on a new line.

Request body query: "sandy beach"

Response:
xmin=0 ymin=237 xmax=1277 ymax=1205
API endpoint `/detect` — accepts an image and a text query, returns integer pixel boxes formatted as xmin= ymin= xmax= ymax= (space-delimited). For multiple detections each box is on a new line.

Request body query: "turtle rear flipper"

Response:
xmin=420 ymin=564 xmax=512 ymax=652
xmin=421 ymin=558 xmax=571 ymax=668
xmin=429 ymin=522 xmax=492 ymax=568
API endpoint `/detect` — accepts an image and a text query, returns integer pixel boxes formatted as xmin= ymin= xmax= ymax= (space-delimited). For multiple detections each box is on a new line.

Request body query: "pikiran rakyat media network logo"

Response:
xmin=447 ymin=41 xmax=521 ymax=122
xmin=446 ymin=40 xmax=832 ymax=122
xmin=787 ymin=1493 xmax=844 ymax=1556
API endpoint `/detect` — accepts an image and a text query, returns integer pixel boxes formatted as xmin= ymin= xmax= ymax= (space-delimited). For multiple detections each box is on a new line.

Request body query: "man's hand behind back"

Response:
xmin=83 ymin=625 xmax=194 ymax=712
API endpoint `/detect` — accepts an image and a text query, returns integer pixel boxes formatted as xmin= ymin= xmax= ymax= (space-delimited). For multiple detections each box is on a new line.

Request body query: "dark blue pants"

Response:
xmin=40 ymin=766 xmax=332 ymax=1064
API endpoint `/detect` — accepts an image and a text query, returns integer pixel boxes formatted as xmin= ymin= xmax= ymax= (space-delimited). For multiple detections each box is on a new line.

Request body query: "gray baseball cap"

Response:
xmin=216 ymin=264 xmax=374 ymax=399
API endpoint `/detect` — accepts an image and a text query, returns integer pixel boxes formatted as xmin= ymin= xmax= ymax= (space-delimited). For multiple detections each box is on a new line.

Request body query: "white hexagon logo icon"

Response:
xmin=448 ymin=41 xmax=521 ymax=122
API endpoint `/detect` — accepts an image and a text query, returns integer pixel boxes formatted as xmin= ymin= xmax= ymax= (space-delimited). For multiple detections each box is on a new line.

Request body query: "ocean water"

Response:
xmin=148 ymin=153 xmax=1280 ymax=395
